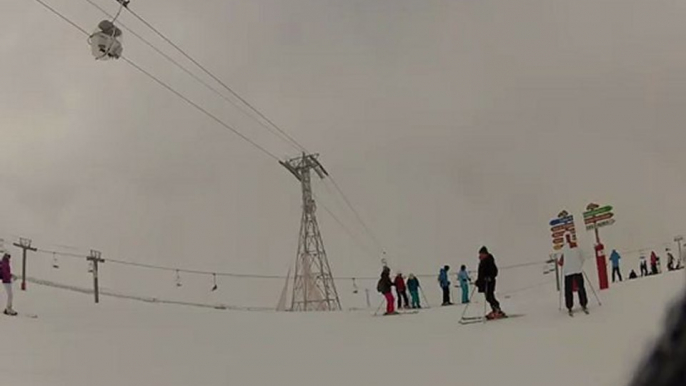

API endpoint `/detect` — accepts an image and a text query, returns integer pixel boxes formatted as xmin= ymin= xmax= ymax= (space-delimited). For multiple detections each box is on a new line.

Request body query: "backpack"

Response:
xmin=377 ymin=278 xmax=384 ymax=293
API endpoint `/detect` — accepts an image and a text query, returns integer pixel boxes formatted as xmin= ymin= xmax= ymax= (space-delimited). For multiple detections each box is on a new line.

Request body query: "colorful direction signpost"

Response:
xmin=550 ymin=210 xmax=576 ymax=251
xmin=583 ymin=203 xmax=616 ymax=290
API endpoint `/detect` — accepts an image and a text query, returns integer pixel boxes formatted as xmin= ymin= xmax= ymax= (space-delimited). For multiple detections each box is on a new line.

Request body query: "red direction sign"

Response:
xmin=551 ymin=223 xmax=576 ymax=233
xmin=584 ymin=212 xmax=614 ymax=225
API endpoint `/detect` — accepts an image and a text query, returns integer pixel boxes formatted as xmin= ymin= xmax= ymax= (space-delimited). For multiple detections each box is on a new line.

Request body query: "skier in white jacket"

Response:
xmin=559 ymin=234 xmax=589 ymax=316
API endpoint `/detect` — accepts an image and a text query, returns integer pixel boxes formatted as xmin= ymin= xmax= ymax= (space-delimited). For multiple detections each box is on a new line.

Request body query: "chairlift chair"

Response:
xmin=89 ymin=20 xmax=123 ymax=60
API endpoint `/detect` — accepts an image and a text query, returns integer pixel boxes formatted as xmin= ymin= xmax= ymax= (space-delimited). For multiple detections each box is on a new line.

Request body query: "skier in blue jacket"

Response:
xmin=438 ymin=266 xmax=452 ymax=306
xmin=609 ymin=250 xmax=622 ymax=282
xmin=457 ymin=265 xmax=471 ymax=304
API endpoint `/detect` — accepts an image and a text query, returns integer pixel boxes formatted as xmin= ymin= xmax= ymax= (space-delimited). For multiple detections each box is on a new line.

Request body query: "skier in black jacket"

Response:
xmin=475 ymin=246 xmax=505 ymax=319
xmin=377 ymin=266 xmax=396 ymax=315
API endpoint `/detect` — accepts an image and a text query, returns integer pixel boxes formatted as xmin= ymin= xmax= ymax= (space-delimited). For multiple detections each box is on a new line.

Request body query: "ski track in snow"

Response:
xmin=0 ymin=271 xmax=682 ymax=386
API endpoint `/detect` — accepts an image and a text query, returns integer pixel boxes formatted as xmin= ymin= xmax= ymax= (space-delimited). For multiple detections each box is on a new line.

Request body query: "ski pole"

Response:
xmin=373 ymin=297 xmax=385 ymax=316
xmin=419 ymin=286 xmax=431 ymax=309
xmin=582 ymin=270 xmax=602 ymax=306
xmin=459 ymin=284 xmax=479 ymax=321
xmin=558 ymin=267 xmax=563 ymax=312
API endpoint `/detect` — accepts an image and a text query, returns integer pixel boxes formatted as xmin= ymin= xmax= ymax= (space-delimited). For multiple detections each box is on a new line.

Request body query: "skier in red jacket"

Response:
xmin=0 ymin=253 xmax=16 ymax=316
xmin=394 ymin=273 xmax=410 ymax=309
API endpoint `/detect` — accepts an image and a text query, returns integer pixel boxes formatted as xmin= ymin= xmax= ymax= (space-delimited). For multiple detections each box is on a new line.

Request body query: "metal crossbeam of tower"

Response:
xmin=280 ymin=153 xmax=341 ymax=311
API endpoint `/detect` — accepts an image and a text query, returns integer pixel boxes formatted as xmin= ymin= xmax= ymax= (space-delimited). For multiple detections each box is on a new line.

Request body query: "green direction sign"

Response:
xmin=583 ymin=205 xmax=613 ymax=218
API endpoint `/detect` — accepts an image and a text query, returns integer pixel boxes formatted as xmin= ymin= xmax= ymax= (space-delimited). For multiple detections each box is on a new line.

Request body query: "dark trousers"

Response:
xmin=485 ymin=279 xmax=500 ymax=312
xmin=441 ymin=286 xmax=451 ymax=305
xmin=651 ymin=263 xmax=658 ymax=275
xmin=565 ymin=273 xmax=588 ymax=310
xmin=640 ymin=263 xmax=648 ymax=277
xmin=396 ymin=290 xmax=409 ymax=308
xmin=612 ymin=266 xmax=622 ymax=282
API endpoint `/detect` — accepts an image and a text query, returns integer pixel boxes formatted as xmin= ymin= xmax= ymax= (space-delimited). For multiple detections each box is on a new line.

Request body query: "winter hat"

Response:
xmin=479 ymin=246 xmax=489 ymax=254
xmin=444 ymin=265 xmax=450 ymax=271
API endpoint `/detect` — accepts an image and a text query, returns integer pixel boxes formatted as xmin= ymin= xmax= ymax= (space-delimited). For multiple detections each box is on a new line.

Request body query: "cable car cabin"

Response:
xmin=89 ymin=20 xmax=123 ymax=60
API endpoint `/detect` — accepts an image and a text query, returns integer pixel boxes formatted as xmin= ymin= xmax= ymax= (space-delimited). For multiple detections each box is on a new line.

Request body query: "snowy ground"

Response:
xmin=1 ymin=270 xmax=683 ymax=386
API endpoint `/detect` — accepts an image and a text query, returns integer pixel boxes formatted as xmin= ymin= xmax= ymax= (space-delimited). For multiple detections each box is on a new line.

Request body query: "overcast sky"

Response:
xmin=2 ymin=0 xmax=686 ymax=304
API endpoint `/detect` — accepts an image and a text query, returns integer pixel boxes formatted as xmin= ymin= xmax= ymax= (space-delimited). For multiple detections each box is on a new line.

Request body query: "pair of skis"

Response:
xmin=459 ymin=313 xmax=524 ymax=325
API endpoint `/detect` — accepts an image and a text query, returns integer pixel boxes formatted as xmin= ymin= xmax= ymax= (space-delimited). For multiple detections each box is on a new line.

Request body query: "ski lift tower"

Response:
xmin=280 ymin=153 xmax=341 ymax=311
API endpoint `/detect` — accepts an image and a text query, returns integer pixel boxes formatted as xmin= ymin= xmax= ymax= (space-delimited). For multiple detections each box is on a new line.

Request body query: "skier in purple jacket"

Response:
xmin=1 ymin=253 xmax=16 ymax=315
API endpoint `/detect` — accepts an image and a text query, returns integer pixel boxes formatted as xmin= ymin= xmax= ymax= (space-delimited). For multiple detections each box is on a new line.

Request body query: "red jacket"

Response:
xmin=651 ymin=252 xmax=658 ymax=265
xmin=394 ymin=275 xmax=406 ymax=291
xmin=0 ymin=258 xmax=11 ymax=284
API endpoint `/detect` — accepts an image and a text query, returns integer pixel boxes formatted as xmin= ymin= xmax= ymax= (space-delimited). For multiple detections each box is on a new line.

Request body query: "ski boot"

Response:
xmin=582 ymin=306 xmax=589 ymax=315
xmin=3 ymin=308 xmax=17 ymax=316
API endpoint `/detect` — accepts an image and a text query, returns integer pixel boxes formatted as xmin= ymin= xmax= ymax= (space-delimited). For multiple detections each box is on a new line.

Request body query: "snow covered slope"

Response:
xmin=0 ymin=270 xmax=683 ymax=386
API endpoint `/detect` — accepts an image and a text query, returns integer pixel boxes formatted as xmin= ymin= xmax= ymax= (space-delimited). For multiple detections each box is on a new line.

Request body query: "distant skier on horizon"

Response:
xmin=476 ymin=246 xmax=504 ymax=319
xmin=609 ymin=249 xmax=622 ymax=282
xmin=457 ymin=265 xmax=471 ymax=304
xmin=559 ymin=234 xmax=588 ymax=316
xmin=0 ymin=253 xmax=16 ymax=316
xmin=666 ymin=249 xmax=675 ymax=271
xmin=438 ymin=266 xmax=452 ymax=306
xmin=640 ymin=254 xmax=649 ymax=277
xmin=377 ymin=266 xmax=396 ymax=315
xmin=651 ymin=251 xmax=660 ymax=275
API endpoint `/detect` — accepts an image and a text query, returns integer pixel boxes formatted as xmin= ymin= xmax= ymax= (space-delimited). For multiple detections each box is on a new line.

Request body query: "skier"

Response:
xmin=609 ymin=249 xmax=622 ymax=282
xmin=476 ymin=246 xmax=504 ymax=319
xmin=377 ymin=266 xmax=396 ymax=315
xmin=559 ymin=234 xmax=588 ymax=316
xmin=457 ymin=265 xmax=471 ymax=304
xmin=629 ymin=269 xmax=638 ymax=280
xmin=394 ymin=273 xmax=409 ymax=309
xmin=640 ymin=254 xmax=649 ymax=277
xmin=406 ymin=274 xmax=421 ymax=309
xmin=666 ymin=249 xmax=675 ymax=271
xmin=650 ymin=251 xmax=659 ymax=275
xmin=0 ymin=253 xmax=16 ymax=316
xmin=438 ymin=266 xmax=452 ymax=306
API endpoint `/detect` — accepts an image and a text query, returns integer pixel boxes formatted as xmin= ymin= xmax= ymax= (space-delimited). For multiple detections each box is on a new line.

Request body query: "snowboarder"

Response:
xmin=476 ymin=246 xmax=504 ymax=319
xmin=559 ymin=234 xmax=588 ymax=316
xmin=650 ymin=251 xmax=659 ymax=275
xmin=0 ymin=253 xmax=16 ymax=316
xmin=640 ymin=254 xmax=649 ymax=277
xmin=609 ymin=249 xmax=622 ymax=282
xmin=377 ymin=266 xmax=396 ymax=315
xmin=438 ymin=266 xmax=452 ymax=306
xmin=394 ymin=273 xmax=409 ymax=309
xmin=406 ymin=274 xmax=421 ymax=309
xmin=457 ymin=265 xmax=471 ymax=304
xmin=666 ymin=249 xmax=675 ymax=271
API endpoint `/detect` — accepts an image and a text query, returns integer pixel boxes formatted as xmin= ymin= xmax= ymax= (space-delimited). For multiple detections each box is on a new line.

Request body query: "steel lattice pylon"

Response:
xmin=280 ymin=153 xmax=341 ymax=311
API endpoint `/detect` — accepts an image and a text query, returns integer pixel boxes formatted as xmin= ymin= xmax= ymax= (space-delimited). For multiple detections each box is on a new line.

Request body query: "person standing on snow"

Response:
xmin=377 ymin=266 xmax=396 ymax=315
xmin=640 ymin=254 xmax=649 ymax=277
xmin=394 ymin=273 xmax=409 ymax=309
xmin=650 ymin=251 xmax=659 ymax=275
xmin=559 ymin=234 xmax=589 ymax=316
xmin=438 ymin=265 xmax=452 ymax=306
xmin=476 ymin=246 xmax=504 ymax=319
xmin=609 ymin=249 xmax=622 ymax=282
xmin=457 ymin=265 xmax=471 ymax=304
xmin=0 ymin=253 xmax=16 ymax=316
xmin=666 ymin=249 xmax=676 ymax=271
xmin=406 ymin=274 xmax=421 ymax=309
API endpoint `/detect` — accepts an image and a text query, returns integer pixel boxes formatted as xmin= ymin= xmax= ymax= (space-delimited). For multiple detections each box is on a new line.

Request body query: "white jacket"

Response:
xmin=561 ymin=245 xmax=584 ymax=276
